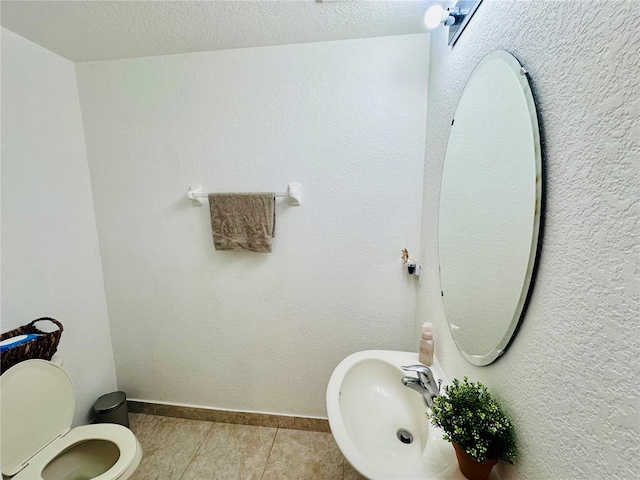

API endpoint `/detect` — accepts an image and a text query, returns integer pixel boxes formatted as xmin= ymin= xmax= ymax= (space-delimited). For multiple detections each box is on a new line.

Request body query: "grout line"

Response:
xmin=177 ymin=421 xmax=216 ymax=480
xmin=260 ymin=427 xmax=280 ymax=480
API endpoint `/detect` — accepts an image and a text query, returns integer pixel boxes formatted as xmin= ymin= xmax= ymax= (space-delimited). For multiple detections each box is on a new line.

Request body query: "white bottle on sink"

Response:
xmin=419 ymin=322 xmax=434 ymax=366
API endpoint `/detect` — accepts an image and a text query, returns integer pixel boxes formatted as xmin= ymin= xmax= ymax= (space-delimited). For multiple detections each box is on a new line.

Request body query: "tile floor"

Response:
xmin=129 ymin=413 xmax=366 ymax=480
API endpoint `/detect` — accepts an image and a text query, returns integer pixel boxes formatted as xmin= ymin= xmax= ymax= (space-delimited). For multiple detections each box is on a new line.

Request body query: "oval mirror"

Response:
xmin=439 ymin=50 xmax=542 ymax=366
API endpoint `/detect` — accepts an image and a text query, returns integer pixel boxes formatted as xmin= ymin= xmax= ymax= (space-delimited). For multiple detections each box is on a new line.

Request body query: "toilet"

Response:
xmin=1 ymin=359 xmax=142 ymax=479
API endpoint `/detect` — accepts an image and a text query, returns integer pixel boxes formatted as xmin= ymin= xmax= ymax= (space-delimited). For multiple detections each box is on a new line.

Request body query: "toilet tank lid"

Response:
xmin=1 ymin=359 xmax=74 ymax=476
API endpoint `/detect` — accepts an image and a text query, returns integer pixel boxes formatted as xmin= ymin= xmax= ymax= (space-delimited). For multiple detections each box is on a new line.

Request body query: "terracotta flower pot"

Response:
xmin=452 ymin=443 xmax=498 ymax=480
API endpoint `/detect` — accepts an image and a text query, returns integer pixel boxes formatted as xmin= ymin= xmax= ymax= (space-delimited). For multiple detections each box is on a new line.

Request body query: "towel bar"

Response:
xmin=187 ymin=183 xmax=302 ymax=207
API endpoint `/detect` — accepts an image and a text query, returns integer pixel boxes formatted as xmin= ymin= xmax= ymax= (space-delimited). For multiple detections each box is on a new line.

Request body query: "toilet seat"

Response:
xmin=1 ymin=360 xmax=141 ymax=479
xmin=13 ymin=424 xmax=141 ymax=480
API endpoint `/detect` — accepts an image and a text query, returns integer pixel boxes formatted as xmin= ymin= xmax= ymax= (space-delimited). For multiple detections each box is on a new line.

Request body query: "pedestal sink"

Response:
xmin=327 ymin=350 xmax=494 ymax=479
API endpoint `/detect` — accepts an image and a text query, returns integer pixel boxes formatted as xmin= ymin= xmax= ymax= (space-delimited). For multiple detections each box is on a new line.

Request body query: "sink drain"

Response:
xmin=396 ymin=429 xmax=413 ymax=444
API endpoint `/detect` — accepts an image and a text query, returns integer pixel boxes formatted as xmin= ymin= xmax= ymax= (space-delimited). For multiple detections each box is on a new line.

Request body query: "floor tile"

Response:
xmin=262 ymin=429 xmax=344 ymax=480
xmin=180 ymin=423 xmax=277 ymax=480
xmin=129 ymin=413 xmax=154 ymax=436
xmin=344 ymin=459 xmax=368 ymax=480
xmin=130 ymin=416 xmax=213 ymax=480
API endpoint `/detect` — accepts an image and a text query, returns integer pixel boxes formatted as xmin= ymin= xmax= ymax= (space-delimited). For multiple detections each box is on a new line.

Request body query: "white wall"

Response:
xmin=75 ymin=34 xmax=429 ymax=417
xmin=1 ymin=28 xmax=118 ymax=426
xmin=418 ymin=1 xmax=639 ymax=478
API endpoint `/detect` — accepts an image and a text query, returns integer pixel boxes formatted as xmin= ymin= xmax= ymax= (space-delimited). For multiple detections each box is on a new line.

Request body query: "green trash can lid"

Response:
xmin=93 ymin=391 xmax=127 ymax=414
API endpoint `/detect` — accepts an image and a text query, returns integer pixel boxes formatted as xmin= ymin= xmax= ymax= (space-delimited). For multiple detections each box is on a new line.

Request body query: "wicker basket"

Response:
xmin=1 ymin=317 xmax=64 ymax=373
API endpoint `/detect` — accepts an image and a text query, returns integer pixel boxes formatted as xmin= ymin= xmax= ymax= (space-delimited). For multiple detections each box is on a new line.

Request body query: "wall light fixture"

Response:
xmin=424 ymin=0 xmax=483 ymax=47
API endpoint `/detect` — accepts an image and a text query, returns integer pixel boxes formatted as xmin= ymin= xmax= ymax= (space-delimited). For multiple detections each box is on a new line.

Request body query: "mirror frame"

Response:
xmin=439 ymin=50 xmax=544 ymax=366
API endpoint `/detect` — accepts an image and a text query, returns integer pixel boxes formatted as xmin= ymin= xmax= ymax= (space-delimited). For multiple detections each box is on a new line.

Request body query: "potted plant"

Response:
xmin=429 ymin=377 xmax=517 ymax=480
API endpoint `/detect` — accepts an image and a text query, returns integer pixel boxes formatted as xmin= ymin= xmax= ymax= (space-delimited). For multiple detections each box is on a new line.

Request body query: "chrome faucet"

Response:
xmin=401 ymin=365 xmax=442 ymax=408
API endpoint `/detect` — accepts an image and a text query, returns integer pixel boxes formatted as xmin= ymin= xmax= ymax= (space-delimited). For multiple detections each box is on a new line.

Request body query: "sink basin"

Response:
xmin=326 ymin=350 xmax=477 ymax=479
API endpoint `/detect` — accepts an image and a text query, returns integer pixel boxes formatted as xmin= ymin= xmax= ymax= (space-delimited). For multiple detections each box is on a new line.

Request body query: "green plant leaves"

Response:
xmin=429 ymin=377 xmax=517 ymax=464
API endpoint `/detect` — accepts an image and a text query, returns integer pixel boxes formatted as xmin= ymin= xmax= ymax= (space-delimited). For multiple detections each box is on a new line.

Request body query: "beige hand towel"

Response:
xmin=208 ymin=193 xmax=276 ymax=253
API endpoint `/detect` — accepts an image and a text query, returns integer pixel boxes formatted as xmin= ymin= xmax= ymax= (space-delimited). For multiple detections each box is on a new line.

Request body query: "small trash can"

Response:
xmin=93 ymin=391 xmax=129 ymax=428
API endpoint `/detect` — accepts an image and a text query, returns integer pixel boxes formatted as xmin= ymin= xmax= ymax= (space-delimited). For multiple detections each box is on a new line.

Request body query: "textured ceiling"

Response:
xmin=1 ymin=0 xmax=432 ymax=62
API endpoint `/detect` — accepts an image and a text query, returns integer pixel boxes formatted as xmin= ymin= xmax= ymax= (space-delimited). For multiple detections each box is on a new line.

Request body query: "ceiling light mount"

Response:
xmin=424 ymin=0 xmax=483 ymax=47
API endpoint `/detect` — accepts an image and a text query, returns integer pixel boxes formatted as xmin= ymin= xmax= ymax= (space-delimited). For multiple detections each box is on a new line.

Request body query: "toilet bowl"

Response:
xmin=1 ymin=359 xmax=142 ymax=479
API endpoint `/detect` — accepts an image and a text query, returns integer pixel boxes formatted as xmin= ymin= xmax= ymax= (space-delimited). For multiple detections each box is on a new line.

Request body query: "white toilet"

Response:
xmin=1 ymin=359 xmax=142 ymax=479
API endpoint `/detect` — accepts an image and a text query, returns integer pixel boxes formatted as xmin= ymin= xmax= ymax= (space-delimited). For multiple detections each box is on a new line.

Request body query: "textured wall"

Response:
xmin=75 ymin=34 xmax=429 ymax=417
xmin=417 ymin=1 xmax=639 ymax=478
xmin=1 ymin=28 xmax=118 ymax=426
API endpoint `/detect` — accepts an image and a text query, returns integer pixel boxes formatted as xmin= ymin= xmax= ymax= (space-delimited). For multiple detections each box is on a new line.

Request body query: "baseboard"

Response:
xmin=128 ymin=400 xmax=331 ymax=433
